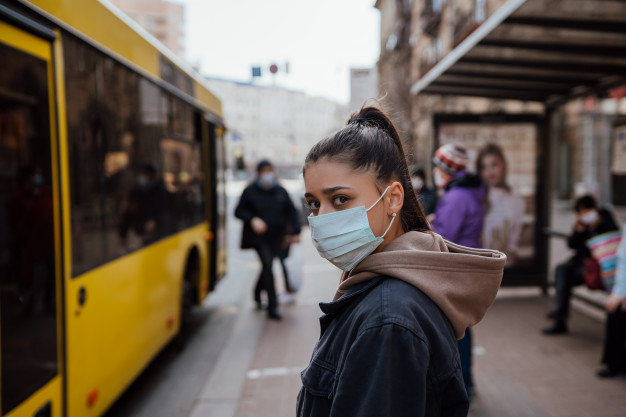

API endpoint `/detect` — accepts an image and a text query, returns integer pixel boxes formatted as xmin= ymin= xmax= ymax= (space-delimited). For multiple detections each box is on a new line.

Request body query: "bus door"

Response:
xmin=207 ymin=123 xmax=227 ymax=289
xmin=0 ymin=18 xmax=63 ymax=417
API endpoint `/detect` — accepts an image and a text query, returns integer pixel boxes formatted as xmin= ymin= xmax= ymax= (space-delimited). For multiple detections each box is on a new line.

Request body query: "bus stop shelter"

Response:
xmin=411 ymin=0 xmax=626 ymax=288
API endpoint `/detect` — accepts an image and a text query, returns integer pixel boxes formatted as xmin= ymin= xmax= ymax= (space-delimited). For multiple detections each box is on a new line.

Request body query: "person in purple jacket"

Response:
xmin=431 ymin=144 xmax=486 ymax=248
xmin=431 ymin=143 xmax=487 ymax=398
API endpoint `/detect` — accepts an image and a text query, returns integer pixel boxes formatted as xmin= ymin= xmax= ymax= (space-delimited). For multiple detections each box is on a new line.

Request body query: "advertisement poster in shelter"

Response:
xmin=437 ymin=120 xmax=538 ymax=270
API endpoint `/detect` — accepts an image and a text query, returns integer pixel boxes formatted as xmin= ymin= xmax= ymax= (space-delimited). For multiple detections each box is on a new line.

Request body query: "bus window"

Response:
xmin=0 ymin=41 xmax=58 ymax=415
xmin=64 ymin=35 xmax=205 ymax=277
xmin=160 ymin=138 xmax=204 ymax=231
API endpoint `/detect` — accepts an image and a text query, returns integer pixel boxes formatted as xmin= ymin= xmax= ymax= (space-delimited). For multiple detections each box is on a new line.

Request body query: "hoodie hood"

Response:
xmin=335 ymin=231 xmax=506 ymax=339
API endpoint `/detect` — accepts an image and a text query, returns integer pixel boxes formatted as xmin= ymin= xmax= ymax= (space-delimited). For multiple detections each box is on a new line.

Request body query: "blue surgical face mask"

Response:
xmin=308 ymin=186 xmax=396 ymax=271
xmin=258 ymin=172 xmax=277 ymax=189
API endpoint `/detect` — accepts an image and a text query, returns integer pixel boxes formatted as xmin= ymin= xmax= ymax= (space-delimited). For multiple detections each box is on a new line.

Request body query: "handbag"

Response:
xmin=283 ymin=242 xmax=302 ymax=292
xmin=584 ymin=257 xmax=604 ymax=290
xmin=586 ymin=230 xmax=623 ymax=292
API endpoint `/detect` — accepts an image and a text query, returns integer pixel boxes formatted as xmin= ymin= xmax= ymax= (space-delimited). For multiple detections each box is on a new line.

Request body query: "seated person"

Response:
xmin=543 ymin=195 xmax=619 ymax=335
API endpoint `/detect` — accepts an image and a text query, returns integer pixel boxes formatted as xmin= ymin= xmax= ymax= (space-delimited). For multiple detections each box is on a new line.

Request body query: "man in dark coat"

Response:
xmin=235 ymin=160 xmax=301 ymax=320
xmin=543 ymin=194 xmax=619 ymax=335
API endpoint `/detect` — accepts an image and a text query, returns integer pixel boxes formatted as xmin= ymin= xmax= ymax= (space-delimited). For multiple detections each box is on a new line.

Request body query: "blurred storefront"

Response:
xmin=375 ymin=0 xmax=626 ymax=290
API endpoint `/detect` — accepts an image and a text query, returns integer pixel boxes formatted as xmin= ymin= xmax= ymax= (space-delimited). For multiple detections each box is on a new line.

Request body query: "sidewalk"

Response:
xmin=470 ymin=290 xmax=626 ymax=417
xmin=191 ymin=227 xmax=626 ymax=417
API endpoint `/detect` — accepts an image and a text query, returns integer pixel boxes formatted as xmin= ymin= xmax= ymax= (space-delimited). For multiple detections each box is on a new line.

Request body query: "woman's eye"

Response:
xmin=333 ymin=196 xmax=349 ymax=206
xmin=306 ymin=200 xmax=320 ymax=210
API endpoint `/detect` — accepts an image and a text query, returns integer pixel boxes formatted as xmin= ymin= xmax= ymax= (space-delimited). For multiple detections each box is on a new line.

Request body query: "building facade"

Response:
xmin=205 ymin=79 xmax=344 ymax=178
xmin=109 ymin=0 xmax=185 ymax=57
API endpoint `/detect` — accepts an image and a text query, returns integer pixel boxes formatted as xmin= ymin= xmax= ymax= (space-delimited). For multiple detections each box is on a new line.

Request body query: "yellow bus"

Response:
xmin=0 ymin=1 xmax=227 ymax=416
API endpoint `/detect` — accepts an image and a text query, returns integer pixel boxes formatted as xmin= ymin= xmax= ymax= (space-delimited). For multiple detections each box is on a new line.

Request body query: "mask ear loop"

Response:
xmin=366 ymin=185 xmax=391 ymax=212
xmin=380 ymin=212 xmax=396 ymax=239
xmin=366 ymin=185 xmax=396 ymax=238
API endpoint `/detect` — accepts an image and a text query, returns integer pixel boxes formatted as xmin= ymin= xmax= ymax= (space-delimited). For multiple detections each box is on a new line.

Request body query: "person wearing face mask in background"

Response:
xmin=298 ymin=107 xmax=505 ymax=417
xmin=430 ymin=143 xmax=486 ymax=399
xmin=235 ymin=160 xmax=301 ymax=320
xmin=543 ymin=194 xmax=619 ymax=335
xmin=410 ymin=165 xmax=438 ymax=217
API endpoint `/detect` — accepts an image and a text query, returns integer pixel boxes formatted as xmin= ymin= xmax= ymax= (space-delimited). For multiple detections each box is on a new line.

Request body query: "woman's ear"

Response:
xmin=387 ymin=181 xmax=404 ymax=215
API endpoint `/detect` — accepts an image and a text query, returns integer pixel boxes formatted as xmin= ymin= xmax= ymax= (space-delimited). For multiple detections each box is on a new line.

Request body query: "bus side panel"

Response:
xmin=65 ymin=226 xmax=207 ymax=417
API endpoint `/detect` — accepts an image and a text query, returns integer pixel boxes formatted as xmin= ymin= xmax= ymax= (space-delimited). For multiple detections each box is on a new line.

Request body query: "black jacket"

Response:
xmin=297 ymin=277 xmax=468 ymax=417
xmin=235 ymin=181 xmax=301 ymax=248
xmin=568 ymin=209 xmax=619 ymax=259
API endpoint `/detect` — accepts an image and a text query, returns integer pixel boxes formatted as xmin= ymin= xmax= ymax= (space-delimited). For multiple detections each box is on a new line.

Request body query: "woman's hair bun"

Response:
xmin=347 ymin=107 xmax=395 ymax=137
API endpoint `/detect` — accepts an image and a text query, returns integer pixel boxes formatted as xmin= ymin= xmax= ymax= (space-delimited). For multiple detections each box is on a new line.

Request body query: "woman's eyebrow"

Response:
xmin=322 ymin=186 xmax=352 ymax=194
xmin=304 ymin=186 xmax=353 ymax=199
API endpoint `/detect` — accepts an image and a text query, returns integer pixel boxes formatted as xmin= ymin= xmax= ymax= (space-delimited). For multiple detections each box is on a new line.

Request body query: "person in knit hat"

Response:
xmin=431 ymin=143 xmax=483 ymax=246
xmin=431 ymin=143 xmax=486 ymax=399
xmin=433 ymin=143 xmax=470 ymax=177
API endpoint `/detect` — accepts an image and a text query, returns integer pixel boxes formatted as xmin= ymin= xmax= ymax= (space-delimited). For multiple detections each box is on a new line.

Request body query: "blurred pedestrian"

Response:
xmin=430 ymin=143 xmax=486 ymax=398
xmin=543 ymin=195 xmax=619 ymax=335
xmin=235 ymin=160 xmax=301 ymax=320
xmin=297 ymin=107 xmax=505 ymax=417
xmin=477 ymin=143 xmax=525 ymax=266
xmin=410 ymin=165 xmax=438 ymax=216
xmin=598 ymin=224 xmax=626 ymax=377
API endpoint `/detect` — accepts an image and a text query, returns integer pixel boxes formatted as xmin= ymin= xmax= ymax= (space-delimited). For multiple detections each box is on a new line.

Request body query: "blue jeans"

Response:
xmin=554 ymin=257 xmax=584 ymax=318
xmin=458 ymin=328 xmax=473 ymax=396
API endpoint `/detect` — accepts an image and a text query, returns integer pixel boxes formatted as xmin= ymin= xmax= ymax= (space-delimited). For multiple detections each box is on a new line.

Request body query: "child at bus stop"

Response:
xmin=297 ymin=106 xmax=506 ymax=417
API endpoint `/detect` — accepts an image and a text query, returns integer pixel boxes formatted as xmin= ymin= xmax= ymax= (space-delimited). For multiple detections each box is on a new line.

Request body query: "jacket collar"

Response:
xmin=319 ymin=277 xmax=384 ymax=316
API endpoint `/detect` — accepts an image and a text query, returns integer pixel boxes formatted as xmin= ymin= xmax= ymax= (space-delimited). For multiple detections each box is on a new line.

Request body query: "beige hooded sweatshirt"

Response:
xmin=335 ymin=231 xmax=506 ymax=339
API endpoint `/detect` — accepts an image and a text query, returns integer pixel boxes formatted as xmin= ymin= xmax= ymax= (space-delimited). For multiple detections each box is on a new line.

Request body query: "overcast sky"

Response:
xmin=179 ymin=0 xmax=380 ymax=104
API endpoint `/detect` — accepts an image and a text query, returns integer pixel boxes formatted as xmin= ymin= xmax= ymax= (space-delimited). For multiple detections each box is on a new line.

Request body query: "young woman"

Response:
xmin=297 ymin=106 xmax=506 ymax=417
xmin=476 ymin=144 xmax=525 ymax=266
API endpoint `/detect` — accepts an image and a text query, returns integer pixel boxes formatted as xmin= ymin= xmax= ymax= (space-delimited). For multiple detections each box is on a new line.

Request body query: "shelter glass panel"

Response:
xmin=436 ymin=118 xmax=541 ymax=276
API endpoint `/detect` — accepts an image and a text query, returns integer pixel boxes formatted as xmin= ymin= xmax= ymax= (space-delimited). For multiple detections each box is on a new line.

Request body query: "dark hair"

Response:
xmin=256 ymin=159 xmax=273 ymax=173
xmin=575 ymin=194 xmax=597 ymax=212
xmin=411 ymin=165 xmax=425 ymax=179
xmin=476 ymin=143 xmax=510 ymax=192
xmin=303 ymin=106 xmax=430 ymax=233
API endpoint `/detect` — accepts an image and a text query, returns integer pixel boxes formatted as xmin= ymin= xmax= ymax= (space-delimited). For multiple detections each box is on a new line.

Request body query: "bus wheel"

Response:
xmin=174 ymin=249 xmax=199 ymax=352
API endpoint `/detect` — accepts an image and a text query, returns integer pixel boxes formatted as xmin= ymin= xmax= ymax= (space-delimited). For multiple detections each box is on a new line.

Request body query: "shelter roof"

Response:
xmin=411 ymin=0 xmax=626 ymax=106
